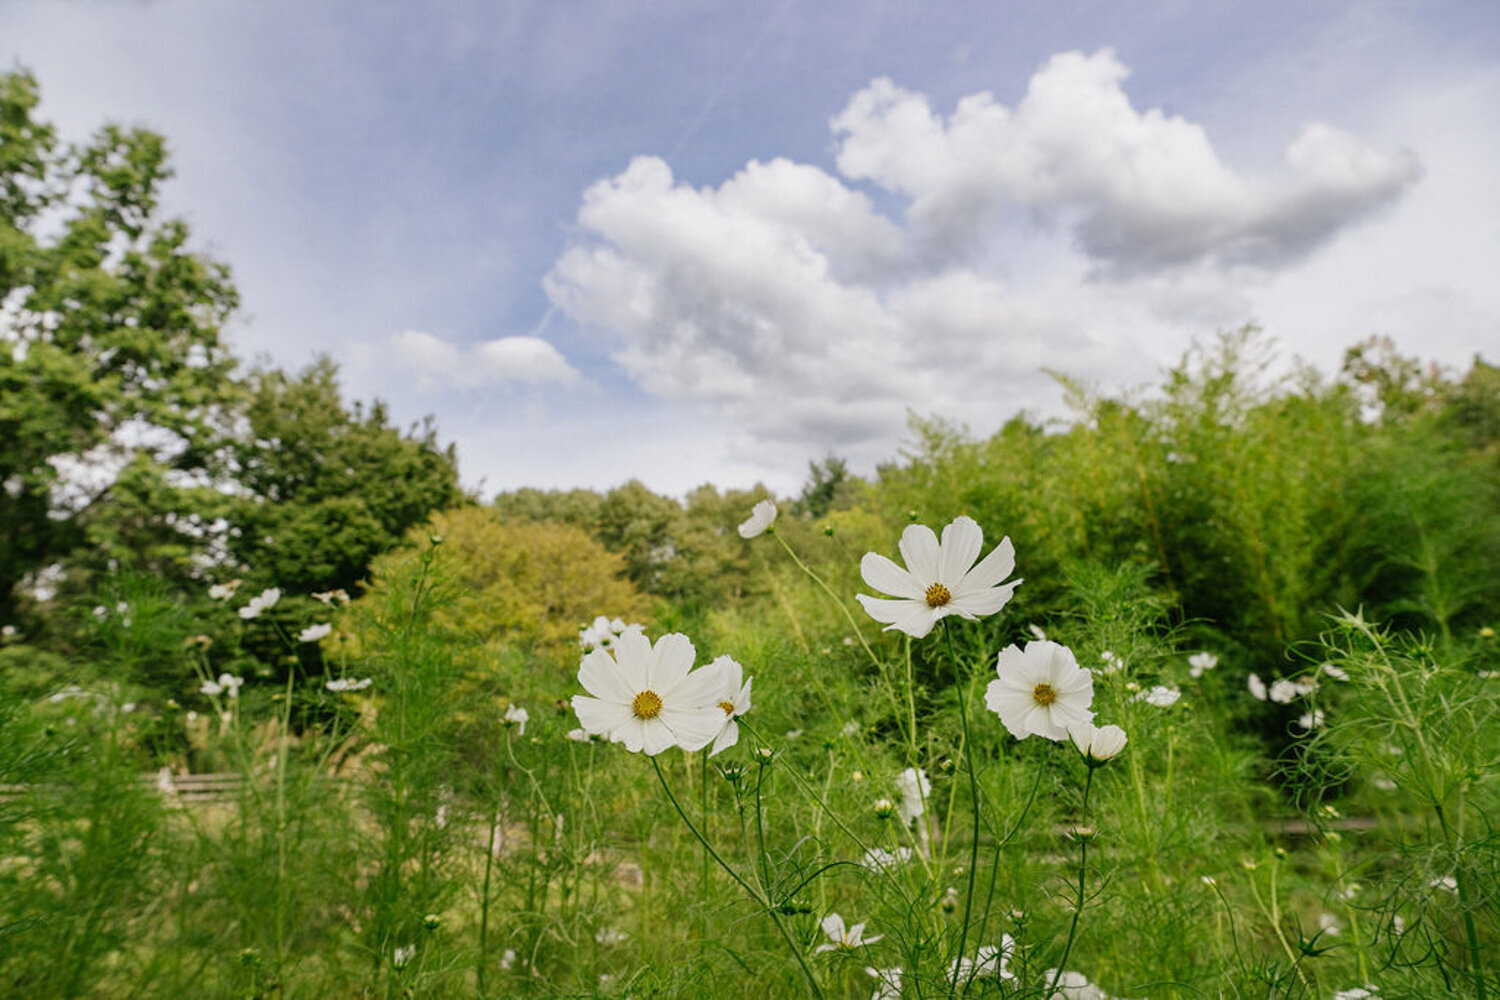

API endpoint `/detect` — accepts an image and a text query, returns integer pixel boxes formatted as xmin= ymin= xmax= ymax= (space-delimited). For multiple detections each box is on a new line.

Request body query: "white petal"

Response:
xmin=949 ymin=581 xmax=1020 ymax=618
xmin=962 ymin=535 xmax=1016 ymax=590
xmin=663 ymin=663 xmax=726 ymax=709
xmin=648 ymin=633 xmax=696 ymax=693
xmin=856 ymin=595 xmax=935 ymax=637
xmin=938 ymin=516 xmax=983 ymax=583
xmin=640 ymin=718 xmax=676 ymax=755
xmin=661 ymin=705 xmax=728 ymax=752
xmin=860 ymin=553 xmax=924 ymax=599
xmin=613 ymin=631 xmax=652 ymax=690
xmin=579 ymin=648 xmax=634 ymax=704
xmin=709 ymin=719 xmax=738 ymax=757
xmin=820 ymin=913 xmax=846 ymax=940
xmin=574 ymin=696 xmax=632 ymax=739
xmin=897 ymin=524 xmax=941 ymax=583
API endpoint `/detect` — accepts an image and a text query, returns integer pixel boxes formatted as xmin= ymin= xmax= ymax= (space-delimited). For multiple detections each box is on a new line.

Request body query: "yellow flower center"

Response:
xmin=925 ymin=583 xmax=952 ymax=608
xmin=632 ymin=690 xmax=664 ymax=719
xmin=1032 ymin=683 xmax=1057 ymax=706
xmin=719 ymin=700 xmax=735 ymax=715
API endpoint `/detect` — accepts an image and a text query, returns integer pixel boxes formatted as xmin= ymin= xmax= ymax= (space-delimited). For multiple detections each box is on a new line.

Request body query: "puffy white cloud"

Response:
xmin=545 ymin=49 xmax=1429 ymax=470
xmin=385 ymin=330 xmax=580 ymax=390
xmin=831 ymin=50 xmax=1419 ymax=274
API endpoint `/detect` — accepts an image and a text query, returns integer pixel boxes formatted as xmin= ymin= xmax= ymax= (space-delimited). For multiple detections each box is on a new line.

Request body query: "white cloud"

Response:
xmin=385 ymin=330 xmax=580 ymax=391
xmin=545 ymin=49 xmax=1429 ymax=468
xmin=831 ymin=50 xmax=1419 ymax=275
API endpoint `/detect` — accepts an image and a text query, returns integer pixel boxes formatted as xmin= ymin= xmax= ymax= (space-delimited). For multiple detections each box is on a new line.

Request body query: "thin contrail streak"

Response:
xmin=667 ymin=0 xmax=797 ymax=162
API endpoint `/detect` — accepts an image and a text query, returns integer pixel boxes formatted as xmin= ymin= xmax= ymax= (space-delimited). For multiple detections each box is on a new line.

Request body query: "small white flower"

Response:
xmin=814 ymin=912 xmax=882 ymax=953
xmin=985 ymin=640 xmax=1094 ymax=742
xmin=1247 ymin=673 xmax=1268 ymax=700
xmin=311 ymin=588 xmax=350 ymax=605
xmin=949 ymin=935 xmax=1015 ymax=982
xmin=1430 ymin=875 xmax=1458 ymax=892
xmin=1268 ymin=679 xmax=1301 ymax=704
xmin=1188 ymin=652 xmax=1218 ymax=678
xmin=326 ymin=677 xmax=372 ymax=692
xmin=1043 ymin=969 xmax=1116 ymax=1000
xmin=1134 ymin=685 xmax=1180 ymax=708
xmin=856 ymin=516 xmax=1021 ymax=638
xmin=208 ymin=579 xmax=242 ymax=601
xmin=566 ymin=727 xmax=592 ymax=743
xmin=737 ymin=499 xmax=778 ymax=538
xmin=841 ymin=720 xmax=860 ymax=738
xmin=701 ymin=655 xmax=752 ymax=756
xmin=218 ymin=674 xmax=244 ymax=698
xmin=595 ymin=927 xmax=628 ymax=946
xmin=499 ymin=949 xmax=517 ymax=970
xmin=865 ymin=967 xmax=903 ymax=1000
xmin=1099 ymin=650 xmax=1125 ymax=674
xmin=298 ymin=623 xmax=332 ymax=643
xmin=1318 ymin=912 xmax=1343 ymax=937
xmin=895 ymin=767 xmax=930 ymax=825
xmin=1321 ymin=662 xmax=1349 ymax=681
xmin=571 ymin=632 xmax=727 ymax=755
xmin=860 ymin=846 xmax=913 ymax=871
xmin=392 ymin=944 xmax=415 ymax=969
xmin=1295 ymin=709 xmax=1325 ymax=731
xmin=238 ymin=587 xmax=281 ymax=620
xmin=1068 ymin=722 xmax=1128 ymax=765
xmin=505 ymin=704 xmax=529 ymax=735
xmin=1331 ymin=988 xmax=1380 ymax=1000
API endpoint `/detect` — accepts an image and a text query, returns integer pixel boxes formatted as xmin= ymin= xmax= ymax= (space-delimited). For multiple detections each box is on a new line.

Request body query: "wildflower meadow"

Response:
xmin=2 ymin=68 xmax=1499 ymax=1000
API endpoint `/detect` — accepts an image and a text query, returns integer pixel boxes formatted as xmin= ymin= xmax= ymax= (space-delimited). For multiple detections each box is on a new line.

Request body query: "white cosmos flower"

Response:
xmin=392 ymin=944 xmax=415 ymax=969
xmin=238 ymin=587 xmax=281 ymax=620
xmin=866 ymin=967 xmax=903 ymax=1000
xmin=298 ymin=623 xmax=332 ymax=643
xmin=208 ymin=579 xmax=242 ymax=601
xmin=950 ymin=935 xmax=1016 ymax=982
xmin=1247 ymin=673 xmax=1268 ymax=701
xmin=814 ymin=912 xmax=882 ymax=953
xmin=860 ymin=846 xmax=913 ymax=870
xmin=1295 ymin=709 xmax=1325 ymax=731
xmin=856 ymin=516 xmax=1021 ymax=638
xmin=737 ymin=499 xmax=778 ymax=538
xmin=706 ymin=655 xmax=753 ymax=757
xmin=1321 ymin=662 xmax=1349 ymax=681
xmin=1268 ymin=679 xmax=1301 ymax=704
xmin=985 ymin=640 xmax=1094 ymax=741
xmin=1188 ymin=652 xmax=1218 ymax=678
xmin=505 ymin=704 xmax=529 ymax=734
xmin=203 ymin=673 xmax=244 ymax=698
xmin=894 ymin=767 xmax=930 ymax=825
xmin=326 ymin=677 xmax=372 ymax=692
xmin=1134 ymin=685 xmax=1181 ymax=708
xmin=571 ymin=631 xmax=727 ymax=755
xmin=1068 ymin=722 xmax=1128 ymax=765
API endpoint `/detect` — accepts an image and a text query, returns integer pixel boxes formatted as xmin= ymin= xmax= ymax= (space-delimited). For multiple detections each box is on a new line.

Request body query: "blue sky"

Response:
xmin=4 ymin=1 xmax=1498 ymax=497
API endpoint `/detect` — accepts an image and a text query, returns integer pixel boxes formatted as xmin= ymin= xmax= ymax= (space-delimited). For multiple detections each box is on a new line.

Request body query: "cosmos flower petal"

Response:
xmin=659 ymin=705 xmax=727 ymax=751
xmin=572 ymin=695 xmax=631 ymax=738
xmin=860 ymin=553 xmax=925 ymax=599
xmin=709 ymin=719 xmax=739 ymax=756
xmin=615 ymin=717 xmax=648 ymax=753
xmin=579 ymin=648 xmax=635 ymax=703
xmin=949 ymin=581 xmax=1020 ymax=618
xmin=897 ymin=524 xmax=942 ymax=583
xmin=612 ymin=631 xmax=652 ymax=689
xmin=855 ymin=595 xmax=935 ymax=637
xmin=939 ymin=516 xmax=984 ymax=583
xmin=637 ymin=718 xmax=677 ymax=755
xmin=663 ymin=662 xmax=726 ymax=706
xmin=962 ymin=536 xmax=1016 ymax=590
xmin=648 ymin=632 xmax=696 ymax=692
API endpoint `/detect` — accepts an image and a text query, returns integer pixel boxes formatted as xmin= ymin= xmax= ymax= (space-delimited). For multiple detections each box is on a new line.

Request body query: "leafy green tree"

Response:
xmin=225 ymin=359 xmax=465 ymax=596
xmin=0 ymin=69 xmax=240 ymax=620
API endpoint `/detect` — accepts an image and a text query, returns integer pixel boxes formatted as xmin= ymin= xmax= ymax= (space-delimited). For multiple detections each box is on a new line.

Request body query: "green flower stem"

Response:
xmin=962 ymin=756 xmax=1047 ymax=997
xmin=944 ymin=624 xmax=985 ymax=997
xmin=650 ymin=757 xmax=825 ymax=1000
xmin=1049 ymin=766 xmax=1094 ymax=996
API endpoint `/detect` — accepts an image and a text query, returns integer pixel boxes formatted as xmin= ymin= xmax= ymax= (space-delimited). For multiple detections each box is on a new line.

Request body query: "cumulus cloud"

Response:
xmin=387 ymin=330 xmax=580 ymax=390
xmin=545 ymin=49 xmax=1423 ymax=466
xmin=831 ymin=49 xmax=1420 ymax=274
